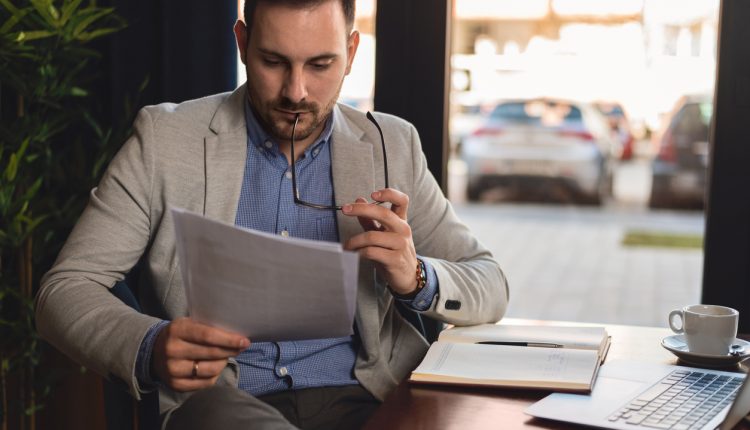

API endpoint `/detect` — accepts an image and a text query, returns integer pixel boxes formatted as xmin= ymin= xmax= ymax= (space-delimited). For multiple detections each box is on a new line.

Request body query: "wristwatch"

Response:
xmin=389 ymin=258 xmax=427 ymax=300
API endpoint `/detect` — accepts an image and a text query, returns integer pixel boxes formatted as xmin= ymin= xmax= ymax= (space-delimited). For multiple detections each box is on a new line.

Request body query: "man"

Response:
xmin=35 ymin=0 xmax=508 ymax=428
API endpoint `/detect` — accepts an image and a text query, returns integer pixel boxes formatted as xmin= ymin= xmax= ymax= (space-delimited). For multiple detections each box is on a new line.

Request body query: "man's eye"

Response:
xmin=310 ymin=63 xmax=331 ymax=70
xmin=263 ymin=58 xmax=282 ymax=66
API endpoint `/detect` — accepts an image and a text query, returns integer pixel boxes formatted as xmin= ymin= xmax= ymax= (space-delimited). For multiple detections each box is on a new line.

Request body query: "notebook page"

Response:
xmin=438 ymin=324 xmax=607 ymax=350
xmin=411 ymin=341 xmax=600 ymax=387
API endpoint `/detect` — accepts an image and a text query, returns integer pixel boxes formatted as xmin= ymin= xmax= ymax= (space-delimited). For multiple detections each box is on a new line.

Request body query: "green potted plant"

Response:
xmin=0 ymin=1 xmax=130 ymax=428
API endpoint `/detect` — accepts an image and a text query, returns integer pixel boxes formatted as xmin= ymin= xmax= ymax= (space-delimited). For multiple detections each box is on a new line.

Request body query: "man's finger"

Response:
xmin=172 ymin=318 xmax=250 ymax=349
xmin=342 ymin=201 xmax=408 ymax=234
xmin=170 ymin=341 xmax=246 ymax=360
xmin=344 ymin=230 xmax=402 ymax=252
xmin=371 ymin=188 xmax=409 ymax=220
xmin=353 ymin=197 xmax=381 ymax=231
xmin=171 ymin=358 xmax=227 ymax=379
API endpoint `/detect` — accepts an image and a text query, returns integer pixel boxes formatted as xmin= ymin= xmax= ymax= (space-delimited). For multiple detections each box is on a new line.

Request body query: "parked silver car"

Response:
xmin=461 ymin=98 xmax=617 ymax=204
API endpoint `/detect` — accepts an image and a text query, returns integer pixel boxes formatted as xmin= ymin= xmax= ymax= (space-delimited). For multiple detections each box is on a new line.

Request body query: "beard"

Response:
xmin=248 ymin=84 xmax=342 ymax=143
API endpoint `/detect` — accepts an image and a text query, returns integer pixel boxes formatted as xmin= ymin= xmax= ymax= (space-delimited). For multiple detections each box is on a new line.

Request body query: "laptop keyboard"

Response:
xmin=608 ymin=370 xmax=743 ymax=429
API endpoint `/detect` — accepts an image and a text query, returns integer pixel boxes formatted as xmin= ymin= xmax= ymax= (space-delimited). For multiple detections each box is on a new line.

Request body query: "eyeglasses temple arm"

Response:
xmin=291 ymin=114 xmax=301 ymax=200
xmin=366 ymin=111 xmax=389 ymax=189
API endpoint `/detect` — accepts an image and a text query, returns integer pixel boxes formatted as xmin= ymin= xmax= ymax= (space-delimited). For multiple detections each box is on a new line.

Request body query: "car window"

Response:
xmin=673 ymin=103 xmax=710 ymax=136
xmin=490 ymin=102 xmax=537 ymax=123
xmin=490 ymin=101 xmax=583 ymax=128
xmin=698 ymin=102 xmax=712 ymax=126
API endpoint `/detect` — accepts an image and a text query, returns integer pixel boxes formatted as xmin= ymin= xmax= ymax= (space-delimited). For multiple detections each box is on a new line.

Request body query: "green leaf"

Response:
xmin=14 ymin=30 xmax=56 ymax=42
xmin=0 ymin=8 xmax=30 ymax=34
xmin=5 ymin=153 xmax=19 ymax=181
xmin=72 ymin=7 xmax=113 ymax=37
xmin=60 ymin=0 xmax=83 ymax=26
xmin=75 ymin=26 xmax=119 ymax=41
xmin=70 ymin=86 xmax=87 ymax=96
xmin=0 ymin=0 xmax=22 ymax=15
xmin=22 ymin=178 xmax=43 ymax=201
xmin=4 ymin=138 xmax=28 ymax=181
xmin=26 ymin=214 xmax=49 ymax=233
xmin=29 ymin=0 xmax=58 ymax=27
xmin=138 ymin=75 xmax=150 ymax=93
xmin=48 ymin=3 xmax=60 ymax=21
xmin=19 ymin=200 xmax=29 ymax=215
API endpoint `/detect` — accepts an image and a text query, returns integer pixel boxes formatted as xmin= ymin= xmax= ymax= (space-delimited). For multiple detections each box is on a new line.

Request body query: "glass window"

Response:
xmin=449 ymin=0 xmax=718 ymax=327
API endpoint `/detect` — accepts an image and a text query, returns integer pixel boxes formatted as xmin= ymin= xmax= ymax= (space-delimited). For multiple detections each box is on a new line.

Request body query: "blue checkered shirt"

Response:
xmin=134 ymin=102 xmax=438 ymax=395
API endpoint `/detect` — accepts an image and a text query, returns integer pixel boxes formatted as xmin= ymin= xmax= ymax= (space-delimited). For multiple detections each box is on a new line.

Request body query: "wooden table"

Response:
xmin=364 ymin=320 xmax=750 ymax=430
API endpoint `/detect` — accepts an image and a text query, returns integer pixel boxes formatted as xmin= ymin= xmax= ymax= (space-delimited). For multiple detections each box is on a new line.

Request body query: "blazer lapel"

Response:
xmin=204 ymin=85 xmax=249 ymax=223
xmin=331 ymin=105 xmax=377 ymax=246
xmin=331 ymin=105 xmax=387 ymax=355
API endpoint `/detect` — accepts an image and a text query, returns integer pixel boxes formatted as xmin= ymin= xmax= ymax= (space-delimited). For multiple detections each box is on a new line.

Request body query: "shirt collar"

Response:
xmin=244 ymin=99 xmax=334 ymax=160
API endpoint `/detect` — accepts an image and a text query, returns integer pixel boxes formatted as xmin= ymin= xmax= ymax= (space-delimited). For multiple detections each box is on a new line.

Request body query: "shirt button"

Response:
xmin=418 ymin=300 xmax=426 ymax=307
xmin=313 ymin=148 xmax=320 ymax=157
xmin=280 ymin=230 xmax=289 ymax=237
xmin=264 ymin=141 xmax=272 ymax=149
xmin=278 ymin=366 xmax=288 ymax=376
xmin=285 ymin=170 xmax=292 ymax=180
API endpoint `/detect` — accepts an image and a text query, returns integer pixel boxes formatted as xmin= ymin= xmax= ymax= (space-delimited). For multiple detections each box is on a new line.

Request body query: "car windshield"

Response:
xmin=596 ymin=103 xmax=625 ymax=118
xmin=489 ymin=101 xmax=583 ymax=128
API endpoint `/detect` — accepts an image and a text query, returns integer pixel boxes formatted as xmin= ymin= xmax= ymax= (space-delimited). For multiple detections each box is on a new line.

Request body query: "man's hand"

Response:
xmin=342 ymin=188 xmax=419 ymax=295
xmin=152 ymin=317 xmax=250 ymax=392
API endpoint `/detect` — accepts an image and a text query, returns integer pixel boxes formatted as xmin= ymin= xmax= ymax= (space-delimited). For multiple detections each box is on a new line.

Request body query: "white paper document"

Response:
xmin=171 ymin=208 xmax=359 ymax=342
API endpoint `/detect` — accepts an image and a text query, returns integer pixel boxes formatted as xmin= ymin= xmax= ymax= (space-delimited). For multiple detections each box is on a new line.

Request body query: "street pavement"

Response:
xmin=453 ymin=201 xmax=705 ymax=329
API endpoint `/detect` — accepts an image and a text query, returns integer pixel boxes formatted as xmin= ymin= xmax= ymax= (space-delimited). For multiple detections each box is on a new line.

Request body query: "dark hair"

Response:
xmin=242 ymin=0 xmax=356 ymax=36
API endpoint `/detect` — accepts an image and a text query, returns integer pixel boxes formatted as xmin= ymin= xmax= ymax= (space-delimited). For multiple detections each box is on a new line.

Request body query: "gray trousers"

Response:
xmin=166 ymin=385 xmax=380 ymax=430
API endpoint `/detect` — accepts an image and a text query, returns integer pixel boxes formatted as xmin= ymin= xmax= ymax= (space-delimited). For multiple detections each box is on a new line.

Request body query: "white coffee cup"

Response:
xmin=668 ymin=304 xmax=739 ymax=355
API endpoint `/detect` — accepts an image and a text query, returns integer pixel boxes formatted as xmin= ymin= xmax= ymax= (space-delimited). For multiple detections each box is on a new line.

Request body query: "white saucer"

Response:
xmin=661 ymin=335 xmax=750 ymax=368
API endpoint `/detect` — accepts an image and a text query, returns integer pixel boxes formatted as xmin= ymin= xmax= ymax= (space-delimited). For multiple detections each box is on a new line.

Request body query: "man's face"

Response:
xmin=234 ymin=1 xmax=359 ymax=143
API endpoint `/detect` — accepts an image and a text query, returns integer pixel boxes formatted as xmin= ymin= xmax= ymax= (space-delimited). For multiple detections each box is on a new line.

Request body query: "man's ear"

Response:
xmin=344 ymin=30 xmax=360 ymax=76
xmin=234 ymin=20 xmax=249 ymax=66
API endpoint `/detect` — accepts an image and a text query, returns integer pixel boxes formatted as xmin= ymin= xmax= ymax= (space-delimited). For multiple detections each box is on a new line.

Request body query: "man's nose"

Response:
xmin=282 ymin=66 xmax=308 ymax=104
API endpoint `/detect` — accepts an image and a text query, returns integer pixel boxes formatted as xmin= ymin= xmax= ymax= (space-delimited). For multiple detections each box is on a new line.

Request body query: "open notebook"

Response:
xmin=410 ymin=324 xmax=611 ymax=393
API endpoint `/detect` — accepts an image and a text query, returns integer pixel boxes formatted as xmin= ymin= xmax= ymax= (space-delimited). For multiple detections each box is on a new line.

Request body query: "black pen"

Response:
xmin=477 ymin=341 xmax=564 ymax=348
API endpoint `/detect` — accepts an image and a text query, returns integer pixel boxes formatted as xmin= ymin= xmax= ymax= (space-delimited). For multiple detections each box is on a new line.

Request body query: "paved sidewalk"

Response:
xmin=454 ymin=203 xmax=705 ymax=328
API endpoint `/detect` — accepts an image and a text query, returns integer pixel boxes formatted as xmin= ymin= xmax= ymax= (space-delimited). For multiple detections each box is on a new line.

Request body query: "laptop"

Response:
xmin=526 ymin=361 xmax=749 ymax=430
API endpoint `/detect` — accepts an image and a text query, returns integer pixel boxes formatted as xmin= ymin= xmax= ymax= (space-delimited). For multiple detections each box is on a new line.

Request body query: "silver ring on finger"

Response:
xmin=192 ymin=360 xmax=199 ymax=379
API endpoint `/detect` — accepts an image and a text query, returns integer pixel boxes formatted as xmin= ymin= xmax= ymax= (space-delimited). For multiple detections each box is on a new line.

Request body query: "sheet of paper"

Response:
xmin=172 ymin=207 xmax=359 ymax=342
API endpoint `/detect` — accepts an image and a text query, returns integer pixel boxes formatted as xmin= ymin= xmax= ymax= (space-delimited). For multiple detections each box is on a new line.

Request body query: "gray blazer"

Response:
xmin=35 ymin=84 xmax=508 ymax=416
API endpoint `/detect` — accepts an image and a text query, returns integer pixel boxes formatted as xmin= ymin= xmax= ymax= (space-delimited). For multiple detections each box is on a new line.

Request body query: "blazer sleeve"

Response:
xmin=35 ymin=108 xmax=163 ymax=399
xmin=405 ymin=123 xmax=509 ymax=325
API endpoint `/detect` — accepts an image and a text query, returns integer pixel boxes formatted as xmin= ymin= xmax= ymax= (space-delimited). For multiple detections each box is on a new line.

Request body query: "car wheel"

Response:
xmin=581 ymin=172 xmax=609 ymax=206
xmin=648 ymin=190 xmax=673 ymax=209
xmin=581 ymin=191 xmax=603 ymax=206
xmin=466 ymin=183 xmax=483 ymax=202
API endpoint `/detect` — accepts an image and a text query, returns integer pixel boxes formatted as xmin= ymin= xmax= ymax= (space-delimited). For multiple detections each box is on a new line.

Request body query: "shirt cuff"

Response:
xmin=135 ymin=319 xmax=170 ymax=390
xmin=394 ymin=257 xmax=439 ymax=311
